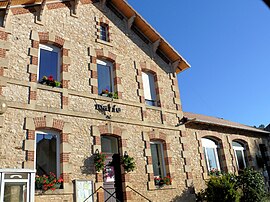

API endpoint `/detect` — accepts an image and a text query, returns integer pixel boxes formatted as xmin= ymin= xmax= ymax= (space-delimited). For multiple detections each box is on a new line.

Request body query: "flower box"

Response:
xmin=39 ymin=75 xmax=61 ymax=88
xmin=35 ymin=172 xmax=63 ymax=192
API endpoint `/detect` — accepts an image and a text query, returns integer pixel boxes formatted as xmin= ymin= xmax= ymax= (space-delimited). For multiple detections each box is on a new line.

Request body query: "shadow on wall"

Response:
xmin=171 ymin=186 xmax=196 ymax=202
xmin=80 ymin=155 xmax=96 ymax=175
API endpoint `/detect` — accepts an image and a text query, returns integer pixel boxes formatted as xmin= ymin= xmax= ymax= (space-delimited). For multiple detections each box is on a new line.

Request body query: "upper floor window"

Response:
xmin=35 ymin=130 xmax=60 ymax=178
xmin=202 ymin=138 xmax=221 ymax=172
xmin=97 ymin=59 xmax=114 ymax=95
xmin=150 ymin=141 xmax=166 ymax=179
xmin=38 ymin=44 xmax=61 ymax=82
xmin=100 ymin=24 xmax=109 ymax=42
xmin=232 ymin=141 xmax=247 ymax=170
xmin=142 ymin=71 xmax=156 ymax=106
xmin=101 ymin=136 xmax=119 ymax=154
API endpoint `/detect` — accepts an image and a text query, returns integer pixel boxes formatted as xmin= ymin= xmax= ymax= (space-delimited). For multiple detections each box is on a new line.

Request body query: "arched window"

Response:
xmin=202 ymin=138 xmax=221 ymax=172
xmin=101 ymin=136 xmax=119 ymax=154
xmin=38 ymin=44 xmax=61 ymax=82
xmin=142 ymin=71 xmax=157 ymax=106
xmin=35 ymin=130 xmax=60 ymax=177
xmin=97 ymin=59 xmax=114 ymax=95
xmin=150 ymin=141 xmax=166 ymax=178
xmin=232 ymin=141 xmax=247 ymax=170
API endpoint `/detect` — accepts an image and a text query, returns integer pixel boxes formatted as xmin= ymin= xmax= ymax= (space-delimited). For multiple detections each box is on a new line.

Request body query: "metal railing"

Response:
xmin=83 ymin=186 xmax=121 ymax=202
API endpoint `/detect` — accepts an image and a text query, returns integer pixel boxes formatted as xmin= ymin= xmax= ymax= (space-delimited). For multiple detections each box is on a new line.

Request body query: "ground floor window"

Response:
xmin=150 ymin=141 xmax=166 ymax=178
xmin=35 ymin=130 xmax=60 ymax=177
xmin=202 ymin=138 xmax=221 ymax=172
xmin=232 ymin=141 xmax=246 ymax=170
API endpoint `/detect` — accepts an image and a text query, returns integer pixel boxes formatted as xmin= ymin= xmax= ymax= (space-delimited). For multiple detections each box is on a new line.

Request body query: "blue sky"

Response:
xmin=127 ymin=0 xmax=270 ymax=127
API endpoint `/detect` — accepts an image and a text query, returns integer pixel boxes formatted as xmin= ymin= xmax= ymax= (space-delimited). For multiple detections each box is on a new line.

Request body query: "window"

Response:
xmin=232 ymin=141 xmax=246 ymax=170
xmin=101 ymin=136 xmax=119 ymax=154
xmin=150 ymin=141 xmax=166 ymax=178
xmin=142 ymin=71 xmax=156 ymax=106
xmin=202 ymin=138 xmax=221 ymax=172
xmin=35 ymin=130 xmax=60 ymax=177
xmin=97 ymin=59 xmax=114 ymax=95
xmin=38 ymin=44 xmax=61 ymax=82
xmin=100 ymin=24 xmax=109 ymax=41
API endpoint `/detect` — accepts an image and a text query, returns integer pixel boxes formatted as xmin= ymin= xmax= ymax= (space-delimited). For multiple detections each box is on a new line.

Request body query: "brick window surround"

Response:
xmin=95 ymin=17 xmax=113 ymax=43
xmin=196 ymin=134 xmax=228 ymax=180
xmin=142 ymin=130 xmax=176 ymax=190
xmin=29 ymin=30 xmax=71 ymax=108
xmin=88 ymin=47 xmax=123 ymax=99
xmin=23 ymin=116 xmax=73 ymax=192
xmin=91 ymin=124 xmax=131 ymax=202
xmin=229 ymin=137 xmax=253 ymax=173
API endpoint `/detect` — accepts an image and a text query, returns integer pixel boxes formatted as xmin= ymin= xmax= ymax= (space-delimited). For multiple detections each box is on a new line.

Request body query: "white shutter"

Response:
xmin=142 ymin=72 xmax=156 ymax=101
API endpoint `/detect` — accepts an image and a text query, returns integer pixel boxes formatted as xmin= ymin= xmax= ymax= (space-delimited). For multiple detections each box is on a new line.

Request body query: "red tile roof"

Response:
xmin=184 ymin=112 xmax=269 ymax=134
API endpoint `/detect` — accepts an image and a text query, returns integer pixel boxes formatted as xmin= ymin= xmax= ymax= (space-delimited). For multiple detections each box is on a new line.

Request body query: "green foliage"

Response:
xmin=196 ymin=168 xmax=267 ymax=202
xmin=238 ymin=167 xmax=267 ymax=202
xmin=35 ymin=172 xmax=63 ymax=191
xmin=94 ymin=153 xmax=106 ymax=172
xmin=121 ymin=154 xmax=136 ymax=173
xmin=205 ymin=173 xmax=241 ymax=202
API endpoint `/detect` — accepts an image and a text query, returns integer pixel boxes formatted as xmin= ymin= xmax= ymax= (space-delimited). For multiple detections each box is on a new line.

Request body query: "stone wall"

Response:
xmin=185 ymin=123 xmax=270 ymax=192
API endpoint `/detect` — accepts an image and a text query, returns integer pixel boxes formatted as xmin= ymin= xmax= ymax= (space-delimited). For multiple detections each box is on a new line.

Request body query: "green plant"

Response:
xmin=94 ymin=153 xmax=106 ymax=172
xmin=163 ymin=176 xmax=172 ymax=185
xmin=121 ymin=154 xmax=136 ymax=173
xmin=238 ymin=167 xmax=267 ymax=202
xmin=35 ymin=172 xmax=63 ymax=191
xmin=204 ymin=173 xmax=240 ymax=202
xmin=40 ymin=75 xmax=61 ymax=87
xmin=209 ymin=168 xmax=222 ymax=177
xmin=101 ymin=89 xmax=118 ymax=99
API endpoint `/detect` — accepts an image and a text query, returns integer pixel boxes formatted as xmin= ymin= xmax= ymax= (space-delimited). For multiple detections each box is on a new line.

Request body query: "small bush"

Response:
xmin=238 ymin=167 xmax=267 ymax=202
xmin=204 ymin=173 xmax=240 ymax=202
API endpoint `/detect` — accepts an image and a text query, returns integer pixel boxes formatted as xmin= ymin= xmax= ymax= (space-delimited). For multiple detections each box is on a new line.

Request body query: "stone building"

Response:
xmin=0 ymin=0 xmax=269 ymax=202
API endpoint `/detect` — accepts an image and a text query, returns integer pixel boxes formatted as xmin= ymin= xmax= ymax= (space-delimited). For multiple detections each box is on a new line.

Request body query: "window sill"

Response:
xmin=96 ymin=39 xmax=113 ymax=47
xmin=37 ymin=83 xmax=63 ymax=92
xmin=148 ymin=181 xmax=176 ymax=190
xmin=145 ymin=104 xmax=162 ymax=111
xmin=35 ymin=189 xmax=73 ymax=195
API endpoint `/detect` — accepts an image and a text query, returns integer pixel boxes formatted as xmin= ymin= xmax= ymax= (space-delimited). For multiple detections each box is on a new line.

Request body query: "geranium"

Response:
xmin=35 ymin=172 xmax=63 ymax=191
xmin=40 ymin=75 xmax=61 ymax=87
xmin=94 ymin=152 xmax=106 ymax=172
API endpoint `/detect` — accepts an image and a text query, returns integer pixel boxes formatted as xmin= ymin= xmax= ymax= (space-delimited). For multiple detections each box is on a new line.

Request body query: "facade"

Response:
xmin=0 ymin=0 xmax=269 ymax=202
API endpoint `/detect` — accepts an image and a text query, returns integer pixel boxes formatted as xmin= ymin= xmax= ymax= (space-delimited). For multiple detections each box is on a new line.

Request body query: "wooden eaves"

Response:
xmin=0 ymin=0 xmax=191 ymax=73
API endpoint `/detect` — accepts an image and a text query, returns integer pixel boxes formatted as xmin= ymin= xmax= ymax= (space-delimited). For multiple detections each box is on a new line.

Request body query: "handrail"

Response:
xmin=126 ymin=185 xmax=152 ymax=202
xmin=83 ymin=186 xmax=121 ymax=202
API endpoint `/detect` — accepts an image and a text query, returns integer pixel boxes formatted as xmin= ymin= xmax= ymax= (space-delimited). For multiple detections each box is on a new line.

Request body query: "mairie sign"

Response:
xmin=94 ymin=104 xmax=121 ymax=113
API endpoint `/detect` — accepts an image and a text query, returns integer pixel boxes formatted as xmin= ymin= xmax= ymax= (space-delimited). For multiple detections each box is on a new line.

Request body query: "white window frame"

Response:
xmin=142 ymin=71 xmax=157 ymax=106
xmin=100 ymin=24 xmax=109 ymax=41
xmin=97 ymin=59 xmax=114 ymax=93
xmin=201 ymin=138 xmax=221 ymax=171
xmin=150 ymin=141 xmax=166 ymax=178
xmin=37 ymin=44 xmax=61 ymax=82
xmin=35 ymin=130 xmax=60 ymax=178
xmin=232 ymin=141 xmax=246 ymax=170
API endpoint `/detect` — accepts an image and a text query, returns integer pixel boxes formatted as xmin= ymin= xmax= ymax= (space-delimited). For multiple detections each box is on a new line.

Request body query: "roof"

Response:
xmin=184 ymin=112 xmax=270 ymax=134
xmin=0 ymin=0 xmax=190 ymax=73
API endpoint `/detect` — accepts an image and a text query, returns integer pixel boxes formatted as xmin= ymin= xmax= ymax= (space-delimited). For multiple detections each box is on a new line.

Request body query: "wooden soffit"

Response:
xmin=0 ymin=0 xmax=191 ymax=73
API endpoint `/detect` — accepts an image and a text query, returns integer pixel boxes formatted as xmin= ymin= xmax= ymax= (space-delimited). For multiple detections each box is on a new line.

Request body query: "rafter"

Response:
xmin=152 ymin=39 xmax=161 ymax=53
xmin=171 ymin=59 xmax=181 ymax=71
xmin=100 ymin=0 xmax=107 ymax=9
xmin=37 ymin=0 xmax=47 ymax=22
xmin=72 ymin=0 xmax=79 ymax=15
xmin=2 ymin=0 xmax=11 ymax=27
xmin=127 ymin=15 xmax=136 ymax=29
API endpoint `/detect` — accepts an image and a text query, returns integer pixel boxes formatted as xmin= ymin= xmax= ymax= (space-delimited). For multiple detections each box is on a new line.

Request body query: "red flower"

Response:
xmin=48 ymin=75 xmax=54 ymax=81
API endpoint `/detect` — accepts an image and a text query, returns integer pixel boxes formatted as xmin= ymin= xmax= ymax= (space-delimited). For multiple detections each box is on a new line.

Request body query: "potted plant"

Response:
xmin=35 ymin=172 xmax=63 ymax=192
xmin=100 ymin=89 xmax=118 ymax=99
xmin=163 ymin=176 xmax=171 ymax=185
xmin=39 ymin=75 xmax=61 ymax=87
xmin=121 ymin=154 xmax=136 ymax=173
xmin=94 ymin=152 xmax=106 ymax=172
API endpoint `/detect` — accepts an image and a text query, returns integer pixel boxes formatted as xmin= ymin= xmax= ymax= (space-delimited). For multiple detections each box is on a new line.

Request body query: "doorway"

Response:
xmin=101 ymin=135 xmax=123 ymax=202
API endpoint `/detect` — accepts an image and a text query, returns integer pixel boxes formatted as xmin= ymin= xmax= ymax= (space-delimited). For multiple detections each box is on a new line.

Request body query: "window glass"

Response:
xmin=150 ymin=142 xmax=166 ymax=178
xmin=97 ymin=59 xmax=113 ymax=94
xmin=100 ymin=24 xmax=108 ymax=41
xmin=232 ymin=141 xmax=246 ymax=170
xmin=101 ymin=136 xmax=119 ymax=154
xmin=4 ymin=182 xmax=27 ymax=202
xmin=201 ymin=138 xmax=221 ymax=171
xmin=36 ymin=132 xmax=59 ymax=177
xmin=142 ymin=72 xmax=156 ymax=106
xmin=38 ymin=44 xmax=60 ymax=81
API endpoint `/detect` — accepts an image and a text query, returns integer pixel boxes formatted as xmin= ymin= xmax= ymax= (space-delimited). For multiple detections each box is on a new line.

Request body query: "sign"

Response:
xmin=94 ymin=104 xmax=121 ymax=113
xmin=75 ymin=180 xmax=94 ymax=202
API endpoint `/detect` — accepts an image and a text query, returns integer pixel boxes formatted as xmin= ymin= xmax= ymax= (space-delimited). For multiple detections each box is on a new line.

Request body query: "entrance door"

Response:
xmin=101 ymin=136 xmax=123 ymax=202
